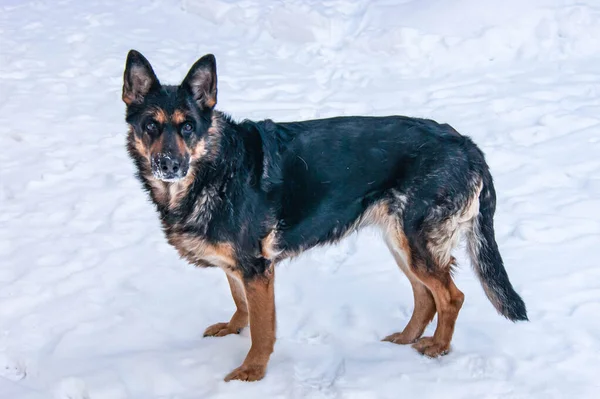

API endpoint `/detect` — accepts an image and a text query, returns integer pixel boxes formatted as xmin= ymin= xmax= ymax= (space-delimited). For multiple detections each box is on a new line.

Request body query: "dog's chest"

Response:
xmin=159 ymin=182 xmax=234 ymax=269
xmin=166 ymin=230 xmax=237 ymax=272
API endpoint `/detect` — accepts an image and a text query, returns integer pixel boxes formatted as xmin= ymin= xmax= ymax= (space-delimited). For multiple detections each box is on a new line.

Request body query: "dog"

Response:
xmin=122 ymin=50 xmax=527 ymax=382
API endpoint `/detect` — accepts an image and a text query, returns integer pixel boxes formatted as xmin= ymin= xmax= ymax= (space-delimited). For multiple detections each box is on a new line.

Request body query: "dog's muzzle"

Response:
xmin=151 ymin=153 xmax=189 ymax=182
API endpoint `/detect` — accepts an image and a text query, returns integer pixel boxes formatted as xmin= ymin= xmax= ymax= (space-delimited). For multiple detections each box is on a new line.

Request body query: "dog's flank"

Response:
xmin=122 ymin=50 xmax=527 ymax=382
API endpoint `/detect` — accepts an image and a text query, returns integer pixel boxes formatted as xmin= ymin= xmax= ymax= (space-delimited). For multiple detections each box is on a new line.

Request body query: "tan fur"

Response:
xmin=149 ymin=132 xmax=165 ymax=156
xmin=411 ymin=269 xmax=464 ymax=357
xmin=224 ymin=266 xmax=276 ymax=382
xmin=383 ymin=223 xmax=437 ymax=345
xmin=172 ymin=109 xmax=187 ymax=125
xmin=190 ymin=138 xmax=207 ymax=160
xmin=210 ymin=112 xmax=221 ymax=130
xmin=148 ymin=178 xmax=168 ymax=204
xmin=379 ymin=207 xmax=467 ymax=356
xmin=207 ymin=112 xmax=223 ymax=138
xmin=261 ymin=230 xmax=282 ymax=260
xmin=427 ymin=181 xmax=483 ymax=267
xmin=189 ymin=113 xmax=221 ymax=162
xmin=153 ymin=108 xmax=168 ymax=124
xmin=175 ymin=133 xmax=187 ymax=154
xmin=129 ymin=130 xmax=169 ymax=204
xmin=383 ymin=279 xmax=436 ymax=345
xmin=205 ymin=97 xmax=216 ymax=109
xmin=167 ymin=232 xmax=236 ymax=272
xmin=122 ymin=91 xmax=135 ymax=105
xmin=204 ymin=274 xmax=249 ymax=337
xmin=358 ymin=202 xmax=392 ymax=229
xmin=385 ymin=222 xmax=411 ymax=268
xmin=168 ymin=169 xmax=196 ymax=209
xmin=133 ymin=136 xmax=150 ymax=160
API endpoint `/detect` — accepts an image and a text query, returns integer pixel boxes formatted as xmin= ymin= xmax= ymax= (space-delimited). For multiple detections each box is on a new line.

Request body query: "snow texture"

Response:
xmin=1 ymin=0 xmax=600 ymax=397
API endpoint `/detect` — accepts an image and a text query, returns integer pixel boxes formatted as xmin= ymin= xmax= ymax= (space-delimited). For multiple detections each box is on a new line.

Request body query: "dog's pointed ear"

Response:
xmin=181 ymin=54 xmax=217 ymax=109
xmin=122 ymin=50 xmax=160 ymax=105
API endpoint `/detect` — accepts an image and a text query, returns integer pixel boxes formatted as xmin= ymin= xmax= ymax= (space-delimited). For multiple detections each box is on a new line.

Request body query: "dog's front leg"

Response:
xmin=224 ymin=263 xmax=275 ymax=382
xmin=204 ymin=274 xmax=249 ymax=337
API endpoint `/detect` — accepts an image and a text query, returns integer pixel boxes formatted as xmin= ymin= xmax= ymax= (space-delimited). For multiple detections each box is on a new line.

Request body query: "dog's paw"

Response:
xmin=224 ymin=364 xmax=266 ymax=382
xmin=203 ymin=322 xmax=241 ymax=337
xmin=412 ymin=336 xmax=450 ymax=358
xmin=382 ymin=332 xmax=417 ymax=345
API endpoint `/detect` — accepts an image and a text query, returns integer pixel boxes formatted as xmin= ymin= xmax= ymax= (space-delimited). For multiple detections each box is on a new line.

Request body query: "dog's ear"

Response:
xmin=181 ymin=54 xmax=217 ymax=109
xmin=122 ymin=50 xmax=160 ymax=105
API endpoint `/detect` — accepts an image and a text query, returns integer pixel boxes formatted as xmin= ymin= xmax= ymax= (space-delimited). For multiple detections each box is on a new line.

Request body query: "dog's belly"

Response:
xmin=276 ymin=194 xmax=381 ymax=257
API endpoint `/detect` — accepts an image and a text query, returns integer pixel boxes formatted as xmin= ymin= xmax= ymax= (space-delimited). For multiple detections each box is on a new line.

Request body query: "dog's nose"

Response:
xmin=152 ymin=154 xmax=188 ymax=181
xmin=160 ymin=157 xmax=180 ymax=175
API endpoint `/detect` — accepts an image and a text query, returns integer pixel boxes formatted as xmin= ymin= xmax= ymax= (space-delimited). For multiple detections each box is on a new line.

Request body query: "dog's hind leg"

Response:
xmin=204 ymin=274 xmax=249 ymax=337
xmin=407 ymin=232 xmax=465 ymax=357
xmin=410 ymin=266 xmax=464 ymax=357
xmin=382 ymin=228 xmax=437 ymax=345
xmin=394 ymin=176 xmax=482 ymax=356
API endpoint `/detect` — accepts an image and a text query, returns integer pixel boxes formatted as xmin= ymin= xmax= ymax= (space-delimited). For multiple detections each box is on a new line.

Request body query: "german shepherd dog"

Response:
xmin=122 ymin=50 xmax=527 ymax=382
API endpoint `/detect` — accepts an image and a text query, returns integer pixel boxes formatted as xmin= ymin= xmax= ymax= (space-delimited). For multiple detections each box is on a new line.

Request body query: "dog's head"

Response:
xmin=122 ymin=50 xmax=218 ymax=182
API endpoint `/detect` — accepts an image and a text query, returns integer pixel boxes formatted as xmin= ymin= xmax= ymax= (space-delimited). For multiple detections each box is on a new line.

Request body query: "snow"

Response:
xmin=1 ymin=0 xmax=600 ymax=397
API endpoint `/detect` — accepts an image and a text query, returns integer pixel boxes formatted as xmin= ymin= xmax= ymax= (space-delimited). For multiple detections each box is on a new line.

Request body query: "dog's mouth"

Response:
xmin=153 ymin=174 xmax=186 ymax=183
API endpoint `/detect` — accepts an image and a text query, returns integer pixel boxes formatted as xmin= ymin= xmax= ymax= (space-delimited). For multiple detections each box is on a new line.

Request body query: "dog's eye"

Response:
xmin=181 ymin=122 xmax=194 ymax=135
xmin=145 ymin=122 xmax=158 ymax=133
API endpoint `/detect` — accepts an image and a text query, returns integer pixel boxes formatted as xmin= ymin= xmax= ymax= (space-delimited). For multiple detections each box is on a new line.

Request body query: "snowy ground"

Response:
xmin=1 ymin=0 xmax=600 ymax=397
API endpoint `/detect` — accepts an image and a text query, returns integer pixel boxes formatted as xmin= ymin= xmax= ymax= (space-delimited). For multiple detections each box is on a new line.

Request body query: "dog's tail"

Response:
xmin=467 ymin=169 xmax=528 ymax=321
